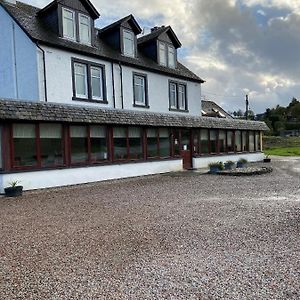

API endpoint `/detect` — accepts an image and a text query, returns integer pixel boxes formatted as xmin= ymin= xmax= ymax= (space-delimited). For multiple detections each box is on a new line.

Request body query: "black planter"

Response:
xmin=4 ymin=186 xmax=23 ymax=197
xmin=263 ymin=158 xmax=271 ymax=163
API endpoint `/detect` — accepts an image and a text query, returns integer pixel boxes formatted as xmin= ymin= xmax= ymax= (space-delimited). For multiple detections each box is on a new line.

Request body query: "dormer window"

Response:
xmin=123 ymin=29 xmax=135 ymax=58
xmin=79 ymin=14 xmax=91 ymax=45
xmin=62 ymin=8 xmax=76 ymax=40
xmin=159 ymin=41 xmax=176 ymax=68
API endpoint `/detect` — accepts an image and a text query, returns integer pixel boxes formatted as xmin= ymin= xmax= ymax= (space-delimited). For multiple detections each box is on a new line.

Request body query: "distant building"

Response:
xmin=201 ymin=100 xmax=233 ymax=119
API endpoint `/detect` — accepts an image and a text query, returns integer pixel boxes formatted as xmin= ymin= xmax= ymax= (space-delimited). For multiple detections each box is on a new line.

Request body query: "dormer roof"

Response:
xmin=138 ymin=26 xmax=182 ymax=49
xmin=37 ymin=0 xmax=100 ymax=19
xmin=99 ymin=14 xmax=142 ymax=36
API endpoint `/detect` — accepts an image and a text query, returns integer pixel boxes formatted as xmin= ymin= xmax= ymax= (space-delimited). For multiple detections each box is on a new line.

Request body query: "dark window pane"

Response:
xmin=193 ymin=130 xmax=200 ymax=154
xmin=256 ymin=132 xmax=261 ymax=151
xmin=181 ymin=130 xmax=190 ymax=151
xmin=200 ymin=129 xmax=209 ymax=154
xmin=113 ymin=127 xmax=127 ymax=160
xmin=235 ymin=131 xmax=242 ymax=152
xmin=128 ymin=127 xmax=143 ymax=160
xmin=90 ymin=126 xmax=107 ymax=161
xmin=147 ymin=128 xmax=158 ymax=158
xmin=227 ymin=131 xmax=234 ymax=152
xmin=40 ymin=124 xmax=63 ymax=167
xmin=159 ymin=128 xmax=170 ymax=158
xmin=13 ymin=124 xmax=37 ymax=167
xmin=70 ymin=126 xmax=88 ymax=163
xmin=219 ymin=130 xmax=226 ymax=153
xmin=210 ymin=130 xmax=218 ymax=153
xmin=242 ymin=131 xmax=248 ymax=152
xmin=173 ymin=129 xmax=180 ymax=156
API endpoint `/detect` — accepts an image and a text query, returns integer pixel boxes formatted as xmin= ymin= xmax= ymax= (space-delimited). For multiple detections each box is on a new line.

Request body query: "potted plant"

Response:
xmin=224 ymin=160 xmax=235 ymax=170
xmin=209 ymin=161 xmax=224 ymax=174
xmin=237 ymin=158 xmax=248 ymax=168
xmin=263 ymin=154 xmax=271 ymax=163
xmin=4 ymin=180 xmax=23 ymax=197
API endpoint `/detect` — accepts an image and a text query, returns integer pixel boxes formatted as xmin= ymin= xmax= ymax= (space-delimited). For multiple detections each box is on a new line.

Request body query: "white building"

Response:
xmin=0 ymin=0 xmax=268 ymax=192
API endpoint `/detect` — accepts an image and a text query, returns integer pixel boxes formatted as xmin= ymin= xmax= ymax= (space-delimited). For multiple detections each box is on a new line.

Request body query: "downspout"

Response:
xmin=36 ymin=43 xmax=48 ymax=102
xmin=119 ymin=62 xmax=124 ymax=109
xmin=12 ymin=22 xmax=19 ymax=99
xmin=111 ymin=62 xmax=116 ymax=109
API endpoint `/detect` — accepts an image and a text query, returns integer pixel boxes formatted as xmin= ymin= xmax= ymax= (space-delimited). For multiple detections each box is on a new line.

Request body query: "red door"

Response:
xmin=181 ymin=130 xmax=193 ymax=170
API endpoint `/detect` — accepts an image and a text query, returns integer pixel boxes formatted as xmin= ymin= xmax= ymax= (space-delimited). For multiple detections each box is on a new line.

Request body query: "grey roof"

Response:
xmin=0 ymin=99 xmax=269 ymax=131
xmin=0 ymin=1 xmax=203 ymax=83
xmin=202 ymin=100 xmax=233 ymax=119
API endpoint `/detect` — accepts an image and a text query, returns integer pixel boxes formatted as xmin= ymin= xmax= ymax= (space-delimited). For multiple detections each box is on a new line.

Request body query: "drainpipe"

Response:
xmin=119 ymin=62 xmax=124 ymax=109
xmin=12 ymin=22 xmax=19 ymax=99
xmin=36 ymin=43 xmax=48 ymax=102
xmin=111 ymin=61 xmax=116 ymax=109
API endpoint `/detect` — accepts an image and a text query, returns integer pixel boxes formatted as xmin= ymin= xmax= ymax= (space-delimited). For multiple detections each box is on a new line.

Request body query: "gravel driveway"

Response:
xmin=0 ymin=157 xmax=299 ymax=299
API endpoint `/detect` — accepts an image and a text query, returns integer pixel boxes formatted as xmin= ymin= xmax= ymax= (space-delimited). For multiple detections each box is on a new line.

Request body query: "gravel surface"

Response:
xmin=0 ymin=157 xmax=299 ymax=299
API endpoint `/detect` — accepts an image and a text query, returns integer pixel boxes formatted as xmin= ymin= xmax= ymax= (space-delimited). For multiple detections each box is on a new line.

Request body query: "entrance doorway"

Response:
xmin=174 ymin=129 xmax=193 ymax=170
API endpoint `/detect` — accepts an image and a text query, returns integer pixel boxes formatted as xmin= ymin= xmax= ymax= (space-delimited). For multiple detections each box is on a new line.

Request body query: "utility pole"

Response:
xmin=245 ymin=94 xmax=249 ymax=120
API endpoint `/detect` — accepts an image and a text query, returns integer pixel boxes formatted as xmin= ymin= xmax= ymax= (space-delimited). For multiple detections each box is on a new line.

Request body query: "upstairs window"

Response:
xmin=159 ymin=42 xmax=167 ymax=66
xmin=123 ymin=29 xmax=135 ymax=57
xmin=62 ymin=8 xmax=76 ymax=40
xmin=159 ymin=42 xmax=176 ymax=68
xmin=74 ymin=63 xmax=88 ymax=99
xmin=133 ymin=73 xmax=148 ymax=107
xmin=79 ymin=13 xmax=91 ymax=45
xmin=169 ymin=81 xmax=187 ymax=111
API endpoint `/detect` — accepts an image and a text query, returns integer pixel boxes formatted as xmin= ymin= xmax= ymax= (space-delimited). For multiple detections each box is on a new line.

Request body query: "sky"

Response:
xmin=22 ymin=0 xmax=300 ymax=114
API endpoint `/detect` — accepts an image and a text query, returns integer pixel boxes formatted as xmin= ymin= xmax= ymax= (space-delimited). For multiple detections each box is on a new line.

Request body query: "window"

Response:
xmin=227 ymin=131 xmax=234 ymax=152
xmin=40 ymin=124 xmax=63 ymax=167
xmin=169 ymin=81 xmax=187 ymax=111
xmin=90 ymin=126 xmax=107 ymax=162
xmin=128 ymin=127 xmax=143 ymax=159
xmin=123 ymin=29 xmax=135 ymax=57
xmin=159 ymin=42 xmax=176 ymax=68
xmin=79 ymin=14 xmax=91 ymax=44
xmin=168 ymin=45 xmax=176 ymax=68
xmin=113 ymin=127 xmax=128 ymax=161
xmin=133 ymin=74 xmax=148 ymax=107
xmin=255 ymin=132 xmax=261 ymax=151
xmin=235 ymin=130 xmax=242 ymax=152
xmin=159 ymin=42 xmax=167 ymax=66
xmin=242 ymin=131 xmax=248 ymax=151
xmin=159 ymin=128 xmax=170 ymax=158
xmin=70 ymin=126 xmax=88 ymax=164
xmin=219 ymin=130 xmax=226 ymax=153
xmin=72 ymin=59 xmax=106 ymax=102
xmin=249 ymin=131 xmax=255 ymax=152
xmin=200 ymin=129 xmax=209 ymax=154
xmin=74 ymin=63 xmax=88 ymax=99
xmin=210 ymin=130 xmax=218 ymax=153
xmin=62 ymin=8 xmax=76 ymax=40
xmin=13 ymin=124 xmax=37 ymax=167
xmin=147 ymin=128 xmax=159 ymax=158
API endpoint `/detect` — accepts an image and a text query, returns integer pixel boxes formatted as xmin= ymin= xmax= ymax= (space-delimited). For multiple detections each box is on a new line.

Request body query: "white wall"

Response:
xmin=41 ymin=46 xmax=202 ymax=115
xmin=193 ymin=153 xmax=265 ymax=169
xmin=0 ymin=160 xmax=182 ymax=193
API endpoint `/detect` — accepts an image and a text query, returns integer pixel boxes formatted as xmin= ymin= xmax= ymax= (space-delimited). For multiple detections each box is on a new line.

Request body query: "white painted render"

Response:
xmin=40 ymin=45 xmax=202 ymax=115
xmin=0 ymin=160 xmax=183 ymax=193
xmin=193 ymin=152 xmax=265 ymax=169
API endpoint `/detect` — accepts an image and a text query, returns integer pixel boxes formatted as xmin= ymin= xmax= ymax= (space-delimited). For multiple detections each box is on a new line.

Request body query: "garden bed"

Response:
xmin=215 ymin=166 xmax=273 ymax=176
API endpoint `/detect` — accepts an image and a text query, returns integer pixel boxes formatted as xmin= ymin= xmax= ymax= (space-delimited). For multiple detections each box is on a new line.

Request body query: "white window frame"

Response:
xmin=74 ymin=63 xmax=88 ymax=99
xmin=178 ymin=84 xmax=186 ymax=110
xmin=133 ymin=74 xmax=147 ymax=106
xmin=169 ymin=82 xmax=177 ymax=109
xmin=159 ymin=42 xmax=167 ymax=66
xmin=168 ymin=45 xmax=176 ymax=69
xmin=79 ymin=13 xmax=91 ymax=45
xmin=123 ymin=29 xmax=135 ymax=58
xmin=91 ymin=66 xmax=103 ymax=100
xmin=62 ymin=7 xmax=76 ymax=41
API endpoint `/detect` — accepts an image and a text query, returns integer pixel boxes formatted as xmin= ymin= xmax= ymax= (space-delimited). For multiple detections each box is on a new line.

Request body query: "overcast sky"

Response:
xmin=23 ymin=0 xmax=300 ymax=113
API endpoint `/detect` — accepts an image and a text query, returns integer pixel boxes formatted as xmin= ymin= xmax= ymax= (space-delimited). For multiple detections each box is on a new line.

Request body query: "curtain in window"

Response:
xmin=70 ymin=126 xmax=88 ymax=163
xmin=90 ymin=125 xmax=107 ymax=161
xmin=74 ymin=63 xmax=88 ymax=98
xmin=147 ymin=128 xmax=158 ymax=158
xmin=249 ymin=131 xmax=255 ymax=152
xmin=159 ymin=128 xmax=170 ymax=158
xmin=200 ymin=129 xmax=209 ymax=154
xmin=128 ymin=127 xmax=142 ymax=159
xmin=79 ymin=14 xmax=91 ymax=44
xmin=113 ymin=127 xmax=127 ymax=160
xmin=91 ymin=67 xmax=103 ymax=100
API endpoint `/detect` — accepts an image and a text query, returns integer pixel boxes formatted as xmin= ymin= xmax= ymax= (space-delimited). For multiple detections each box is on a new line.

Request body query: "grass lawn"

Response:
xmin=263 ymin=136 xmax=300 ymax=156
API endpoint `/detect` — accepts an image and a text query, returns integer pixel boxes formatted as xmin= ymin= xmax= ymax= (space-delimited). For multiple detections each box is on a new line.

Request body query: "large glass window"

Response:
xmin=159 ymin=128 xmax=170 ymax=158
xmin=123 ymin=30 xmax=135 ymax=57
xmin=169 ymin=82 xmax=187 ymax=111
xmin=133 ymin=74 xmax=147 ymax=106
xmin=113 ymin=127 xmax=128 ymax=160
xmin=74 ymin=63 xmax=88 ymax=99
xmin=256 ymin=132 xmax=261 ymax=151
xmin=159 ymin=42 xmax=167 ymax=66
xmin=242 ymin=131 xmax=248 ymax=152
xmin=173 ymin=129 xmax=181 ymax=156
xmin=169 ymin=82 xmax=177 ymax=109
xmin=178 ymin=85 xmax=186 ymax=110
xmin=91 ymin=67 xmax=103 ymax=100
xmin=249 ymin=131 xmax=255 ymax=152
xmin=147 ymin=128 xmax=159 ymax=158
xmin=235 ymin=131 xmax=242 ymax=152
xmin=168 ymin=45 xmax=176 ymax=68
xmin=62 ymin=8 xmax=76 ymax=40
xmin=193 ymin=130 xmax=200 ymax=155
xmin=219 ymin=130 xmax=226 ymax=153
xmin=200 ymin=129 xmax=209 ymax=154
xmin=210 ymin=130 xmax=218 ymax=153
xmin=70 ymin=126 xmax=88 ymax=164
xmin=181 ymin=130 xmax=190 ymax=151
xmin=90 ymin=126 xmax=107 ymax=162
xmin=128 ymin=127 xmax=143 ymax=160
xmin=40 ymin=124 xmax=63 ymax=167
xmin=79 ymin=14 xmax=91 ymax=44
xmin=227 ymin=131 xmax=234 ymax=152
xmin=13 ymin=124 xmax=37 ymax=167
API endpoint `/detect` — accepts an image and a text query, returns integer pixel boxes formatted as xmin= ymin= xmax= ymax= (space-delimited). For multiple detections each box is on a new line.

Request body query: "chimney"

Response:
xmin=5 ymin=0 xmax=17 ymax=4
